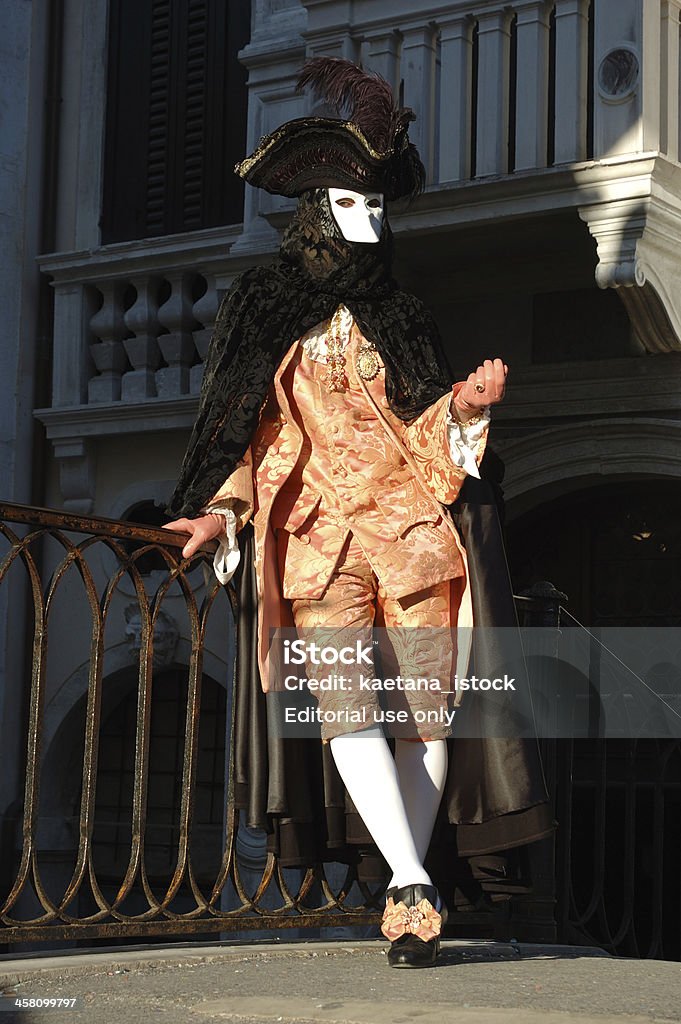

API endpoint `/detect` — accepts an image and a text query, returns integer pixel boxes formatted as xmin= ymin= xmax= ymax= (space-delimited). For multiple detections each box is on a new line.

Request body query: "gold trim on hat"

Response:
xmin=235 ymin=117 xmax=397 ymax=179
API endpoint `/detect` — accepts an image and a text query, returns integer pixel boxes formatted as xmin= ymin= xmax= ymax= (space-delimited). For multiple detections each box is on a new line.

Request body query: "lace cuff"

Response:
xmin=200 ymin=508 xmax=240 ymax=585
xmin=446 ymin=402 xmax=491 ymax=480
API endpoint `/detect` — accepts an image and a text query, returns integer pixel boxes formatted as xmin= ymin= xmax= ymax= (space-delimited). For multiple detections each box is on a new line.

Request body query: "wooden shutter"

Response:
xmin=101 ymin=0 xmax=249 ymax=243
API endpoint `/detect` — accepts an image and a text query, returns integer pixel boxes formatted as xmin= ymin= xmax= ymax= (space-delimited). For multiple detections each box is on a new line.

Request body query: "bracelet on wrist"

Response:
xmin=452 ymin=393 xmax=484 ymax=426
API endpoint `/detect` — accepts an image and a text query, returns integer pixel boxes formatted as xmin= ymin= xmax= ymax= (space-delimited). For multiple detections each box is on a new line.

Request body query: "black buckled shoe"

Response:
xmin=381 ymin=882 xmax=447 ymax=969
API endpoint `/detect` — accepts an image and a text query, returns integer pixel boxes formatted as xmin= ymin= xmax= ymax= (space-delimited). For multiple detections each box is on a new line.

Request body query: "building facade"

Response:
xmin=2 ymin=0 xmax=681 ymax=954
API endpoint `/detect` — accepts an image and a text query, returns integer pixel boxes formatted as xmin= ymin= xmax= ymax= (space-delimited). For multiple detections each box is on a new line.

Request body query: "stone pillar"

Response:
xmin=52 ymin=283 xmax=94 ymax=407
xmin=437 ymin=16 xmax=474 ymax=183
xmin=364 ymin=30 xmax=401 ymax=96
xmin=232 ymin=0 xmax=307 ymax=254
xmin=514 ymin=1 xmax=552 ymax=171
xmin=400 ymin=24 xmax=438 ymax=182
xmin=475 ymin=8 xmax=513 ymax=177
xmin=661 ymin=0 xmax=681 ymax=160
xmin=553 ymin=0 xmax=590 ymax=163
xmin=592 ymin=0 xmax=660 ymax=158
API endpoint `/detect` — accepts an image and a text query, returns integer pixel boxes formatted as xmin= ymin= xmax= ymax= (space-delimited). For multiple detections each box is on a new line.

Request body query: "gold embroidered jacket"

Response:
xmin=205 ymin=310 xmax=489 ymax=693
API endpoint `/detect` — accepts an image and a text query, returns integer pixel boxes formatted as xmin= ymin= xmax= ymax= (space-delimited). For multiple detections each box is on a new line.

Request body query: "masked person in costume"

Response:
xmin=164 ymin=57 xmax=555 ymax=969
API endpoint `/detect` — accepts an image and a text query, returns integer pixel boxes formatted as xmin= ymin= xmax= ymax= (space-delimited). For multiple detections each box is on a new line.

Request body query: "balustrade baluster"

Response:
xmin=88 ymin=281 xmax=128 ymax=403
xmin=122 ymin=277 xmax=163 ymax=400
xmin=156 ymin=274 xmax=198 ymax=397
xmin=190 ymin=275 xmax=219 ymax=394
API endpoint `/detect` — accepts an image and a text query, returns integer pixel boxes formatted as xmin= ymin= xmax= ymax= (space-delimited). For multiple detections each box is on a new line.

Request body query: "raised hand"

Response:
xmin=454 ymin=357 xmax=508 ymax=421
xmin=161 ymin=514 xmax=225 ymax=560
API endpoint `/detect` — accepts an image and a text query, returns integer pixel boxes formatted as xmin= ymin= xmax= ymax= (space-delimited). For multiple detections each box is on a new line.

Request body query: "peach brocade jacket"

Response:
xmin=204 ymin=306 xmax=490 ymax=693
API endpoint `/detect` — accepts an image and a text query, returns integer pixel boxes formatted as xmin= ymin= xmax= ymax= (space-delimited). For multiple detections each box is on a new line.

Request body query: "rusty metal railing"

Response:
xmin=0 ymin=502 xmax=385 ymax=946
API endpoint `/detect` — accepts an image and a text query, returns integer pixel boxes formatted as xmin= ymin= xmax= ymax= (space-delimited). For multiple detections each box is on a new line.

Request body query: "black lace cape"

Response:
xmin=167 ymin=190 xmax=556 ymax=914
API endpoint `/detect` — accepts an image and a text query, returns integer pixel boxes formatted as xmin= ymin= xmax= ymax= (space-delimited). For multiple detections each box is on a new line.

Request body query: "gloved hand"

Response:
xmin=453 ymin=357 xmax=508 ymax=421
xmin=161 ymin=513 xmax=226 ymax=560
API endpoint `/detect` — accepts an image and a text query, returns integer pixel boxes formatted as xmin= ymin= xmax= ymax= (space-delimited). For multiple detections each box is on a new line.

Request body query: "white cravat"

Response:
xmin=446 ymin=403 xmax=490 ymax=479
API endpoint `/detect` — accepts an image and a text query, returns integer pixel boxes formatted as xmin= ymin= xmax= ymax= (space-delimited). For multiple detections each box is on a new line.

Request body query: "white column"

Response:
xmin=661 ymin=0 xmax=681 ymax=160
xmin=475 ymin=8 xmax=513 ymax=177
xmin=553 ymin=0 xmax=590 ymax=163
xmin=364 ymin=30 xmax=401 ymax=96
xmin=593 ymin=0 xmax=660 ymax=158
xmin=400 ymin=24 xmax=438 ymax=182
xmin=641 ymin=0 xmax=662 ymax=154
xmin=232 ymin=1 xmax=307 ymax=254
xmin=514 ymin=1 xmax=551 ymax=171
xmin=437 ymin=16 xmax=474 ymax=183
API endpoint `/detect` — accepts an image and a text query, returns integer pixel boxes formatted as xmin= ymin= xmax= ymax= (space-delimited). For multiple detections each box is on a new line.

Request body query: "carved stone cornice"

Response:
xmin=578 ymin=157 xmax=681 ymax=353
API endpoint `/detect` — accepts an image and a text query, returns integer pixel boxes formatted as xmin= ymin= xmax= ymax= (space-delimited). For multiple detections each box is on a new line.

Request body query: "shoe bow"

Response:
xmin=380 ymin=896 xmax=442 ymax=942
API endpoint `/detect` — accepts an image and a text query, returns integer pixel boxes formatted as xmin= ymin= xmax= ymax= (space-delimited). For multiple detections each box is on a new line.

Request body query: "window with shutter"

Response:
xmin=101 ymin=0 xmax=250 ymax=244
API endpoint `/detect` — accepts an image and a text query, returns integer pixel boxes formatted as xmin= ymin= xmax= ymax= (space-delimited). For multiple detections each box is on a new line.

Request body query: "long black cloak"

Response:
xmin=169 ymin=190 xmax=556 ymax=911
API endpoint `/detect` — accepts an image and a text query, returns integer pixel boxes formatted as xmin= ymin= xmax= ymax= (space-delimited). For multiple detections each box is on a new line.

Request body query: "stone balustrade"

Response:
xmin=86 ymin=272 xmax=212 ymax=404
xmin=37 ymin=227 xmax=257 ymax=412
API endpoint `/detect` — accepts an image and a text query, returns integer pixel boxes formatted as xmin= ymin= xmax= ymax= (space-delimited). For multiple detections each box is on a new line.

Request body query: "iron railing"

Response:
xmin=0 ymin=502 xmax=388 ymax=946
xmin=518 ymin=585 xmax=681 ymax=961
xmin=2 ymin=502 xmax=678 ymax=958
xmin=548 ymin=606 xmax=681 ymax=961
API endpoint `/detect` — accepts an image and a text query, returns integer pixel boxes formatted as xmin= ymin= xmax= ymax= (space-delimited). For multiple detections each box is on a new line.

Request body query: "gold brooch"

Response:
xmin=356 ymin=340 xmax=380 ymax=381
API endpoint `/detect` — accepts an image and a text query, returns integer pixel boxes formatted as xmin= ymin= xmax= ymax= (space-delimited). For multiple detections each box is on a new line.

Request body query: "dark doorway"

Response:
xmin=506 ymin=479 xmax=681 ymax=627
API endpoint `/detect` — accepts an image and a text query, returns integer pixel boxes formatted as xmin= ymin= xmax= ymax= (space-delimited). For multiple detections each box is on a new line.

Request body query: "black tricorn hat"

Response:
xmin=235 ymin=56 xmax=426 ymax=201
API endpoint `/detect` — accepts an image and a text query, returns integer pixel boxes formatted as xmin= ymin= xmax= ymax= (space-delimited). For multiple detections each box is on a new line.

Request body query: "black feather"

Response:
xmin=296 ymin=56 xmax=399 ymax=152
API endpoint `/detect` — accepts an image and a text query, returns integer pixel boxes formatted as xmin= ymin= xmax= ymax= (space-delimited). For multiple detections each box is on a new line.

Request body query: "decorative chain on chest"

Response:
xmin=321 ymin=305 xmax=349 ymax=392
xmin=322 ymin=305 xmax=381 ymax=392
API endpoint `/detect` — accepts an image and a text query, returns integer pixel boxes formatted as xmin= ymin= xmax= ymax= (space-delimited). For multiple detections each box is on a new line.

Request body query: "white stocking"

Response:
xmin=329 ymin=725 xmax=431 ymax=889
xmin=391 ymin=738 xmax=448 ymax=887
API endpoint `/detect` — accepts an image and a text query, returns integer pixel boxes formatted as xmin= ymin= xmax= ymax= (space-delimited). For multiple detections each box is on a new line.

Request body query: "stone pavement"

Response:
xmin=1 ymin=937 xmax=680 ymax=1024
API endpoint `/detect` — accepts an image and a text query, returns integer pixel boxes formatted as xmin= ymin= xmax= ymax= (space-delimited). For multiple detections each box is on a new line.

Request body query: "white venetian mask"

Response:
xmin=327 ymin=187 xmax=385 ymax=243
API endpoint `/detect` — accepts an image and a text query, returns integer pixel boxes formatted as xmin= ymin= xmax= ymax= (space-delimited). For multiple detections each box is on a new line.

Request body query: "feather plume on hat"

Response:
xmin=236 ymin=56 xmax=426 ymax=201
